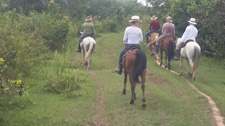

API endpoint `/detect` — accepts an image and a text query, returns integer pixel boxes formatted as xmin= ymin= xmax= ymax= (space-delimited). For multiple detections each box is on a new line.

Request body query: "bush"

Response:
xmin=45 ymin=68 xmax=88 ymax=98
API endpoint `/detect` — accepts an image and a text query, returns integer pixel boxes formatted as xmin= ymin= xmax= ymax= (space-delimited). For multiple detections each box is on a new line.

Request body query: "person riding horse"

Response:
xmin=115 ymin=15 xmax=143 ymax=75
xmin=76 ymin=16 xmax=96 ymax=52
xmin=155 ymin=16 xmax=175 ymax=59
xmin=174 ymin=18 xmax=198 ymax=60
xmin=145 ymin=15 xmax=160 ymax=43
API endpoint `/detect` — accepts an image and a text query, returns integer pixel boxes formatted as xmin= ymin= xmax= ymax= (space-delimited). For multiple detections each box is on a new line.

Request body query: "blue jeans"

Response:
xmin=119 ymin=44 xmax=141 ymax=65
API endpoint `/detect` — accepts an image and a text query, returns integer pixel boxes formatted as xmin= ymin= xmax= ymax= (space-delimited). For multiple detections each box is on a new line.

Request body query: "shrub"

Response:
xmin=45 ymin=68 xmax=88 ymax=98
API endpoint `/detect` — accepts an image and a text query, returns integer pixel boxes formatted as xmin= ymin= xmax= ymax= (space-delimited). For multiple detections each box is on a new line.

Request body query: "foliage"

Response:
xmin=0 ymin=58 xmax=31 ymax=122
xmin=147 ymin=0 xmax=225 ymax=58
xmin=45 ymin=68 xmax=88 ymax=98
xmin=44 ymin=51 xmax=89 ymax=98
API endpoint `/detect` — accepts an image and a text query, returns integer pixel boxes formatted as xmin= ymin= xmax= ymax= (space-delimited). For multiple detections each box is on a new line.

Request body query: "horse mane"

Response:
xmin=133 ymin=50 xmax=147 ymax=83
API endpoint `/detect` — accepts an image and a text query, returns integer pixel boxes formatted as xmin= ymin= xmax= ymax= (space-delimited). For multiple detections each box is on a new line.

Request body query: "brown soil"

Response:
xmin=147 ymin=73 xmax=169 ymax=85
xmin=155 ymin=59 xmax=225 ymax=126
xmin=89 ymin=71 xmax=108 ymax=126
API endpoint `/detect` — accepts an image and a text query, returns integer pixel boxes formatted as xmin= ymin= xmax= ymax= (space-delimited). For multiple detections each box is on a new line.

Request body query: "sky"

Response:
xmin=137 ymin=0 xmax=150 ymax=6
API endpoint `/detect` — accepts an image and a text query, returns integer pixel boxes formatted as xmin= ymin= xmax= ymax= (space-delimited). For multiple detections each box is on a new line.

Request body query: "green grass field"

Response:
xmin=1 ymin=32 xmax=225 ymax=126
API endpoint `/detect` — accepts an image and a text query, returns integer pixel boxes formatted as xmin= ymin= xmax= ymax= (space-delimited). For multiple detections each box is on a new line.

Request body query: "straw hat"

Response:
xmin=151 ymin=15 xmax=158 ymax=20
xmin=188 ymin=18 xmax=197 ymax=25
xmin=85 ymin=16 xmax=92 ymax=22
xmin=166 ymin=16 xmax=173 ymax=22
xmin=129 ymin=15 xmax=142 ymax=23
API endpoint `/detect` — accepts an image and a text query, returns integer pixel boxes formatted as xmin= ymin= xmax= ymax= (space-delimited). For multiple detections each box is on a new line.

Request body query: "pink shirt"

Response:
xmin=162 ymin=22 xmax=175 ymax=37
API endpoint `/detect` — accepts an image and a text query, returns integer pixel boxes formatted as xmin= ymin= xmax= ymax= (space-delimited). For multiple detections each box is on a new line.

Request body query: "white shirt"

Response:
xmin=181 ymin=25 xmax=198 ymax=43
xmin=123 ymin=26 xmax=143 ymax=44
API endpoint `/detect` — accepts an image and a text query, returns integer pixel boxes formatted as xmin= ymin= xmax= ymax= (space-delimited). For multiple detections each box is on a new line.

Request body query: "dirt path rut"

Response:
xmin=89 ymin=71 xmax=108 ymax=126
xmin=155 ymin=60 xmax=225 ymax=126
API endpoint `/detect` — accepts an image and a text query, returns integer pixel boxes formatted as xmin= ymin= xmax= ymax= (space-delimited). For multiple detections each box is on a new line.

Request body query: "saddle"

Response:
xmin=123 ymin=45 xmax=141 ymax=59
xmin=127 ymin=45 xmax=141 ymax=50
xmin=180 ymin=39 xmax=194 ymax=48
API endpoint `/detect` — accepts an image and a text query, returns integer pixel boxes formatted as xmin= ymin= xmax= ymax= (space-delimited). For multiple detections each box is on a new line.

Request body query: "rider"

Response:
xmin=155 ymin=16 xmax=175 ymax=59
xmin=115 ymin=15 xmax=143 ymax=75
xmin=145 ymin=15 xmax=160 ymax=43
xmin=174 ymin=18 xmax=198 ymax=60
xmin=76 ymin=16 xmax=96 ymax=52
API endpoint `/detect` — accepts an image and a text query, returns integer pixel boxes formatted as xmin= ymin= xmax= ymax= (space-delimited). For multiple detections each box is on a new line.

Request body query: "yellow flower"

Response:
xmin=0 ymin=58 xmax=4 ymax=64
xmin=16 ymin=80 xmax=22 ymax=85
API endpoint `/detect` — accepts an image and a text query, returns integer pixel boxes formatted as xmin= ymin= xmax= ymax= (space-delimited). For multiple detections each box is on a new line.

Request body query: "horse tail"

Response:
xmin=133 ymin=50 xmax=147 ymax=83
xmin=192 ymin=46 xmax=200 ymax=72
xmin=84 ymin=39 xmax=94 ymax=60
xmin=168 ymin=40 xmax=175 ymax=61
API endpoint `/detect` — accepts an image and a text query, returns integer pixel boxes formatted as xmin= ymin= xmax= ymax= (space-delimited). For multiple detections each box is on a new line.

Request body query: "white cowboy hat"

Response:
xmin=188 ymin=18 xmax=197 ymax=25
xmin=151 ymin=15 xmax=158 ymax=20
xmin=129 ymin=15 xmax=142 ymax=23
xmin=166 ymin=16 xmax=173 ymax=22
xmin=85 ymin=16 xmax=92 ymax=22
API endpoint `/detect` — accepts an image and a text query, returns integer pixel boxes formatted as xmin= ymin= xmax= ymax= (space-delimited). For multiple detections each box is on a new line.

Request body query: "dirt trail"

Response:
xmin=89 ymin=71 xmax=108 ymax=126
xmin=155 ymin=60 xmax=225 ymax=126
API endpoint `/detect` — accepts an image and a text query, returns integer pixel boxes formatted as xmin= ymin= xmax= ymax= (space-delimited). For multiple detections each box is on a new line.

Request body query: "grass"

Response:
xmin=1 ymin=32 xmax=225 ymax=126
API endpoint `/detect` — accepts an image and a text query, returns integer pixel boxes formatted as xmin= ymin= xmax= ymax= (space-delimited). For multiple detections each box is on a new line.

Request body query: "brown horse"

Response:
xmin=122 ymin=46 xmax=147 ymax=109
xmin=146 ymin=33 xmax=159 ymax=56
xmin=159 ymin=36 xmax=175 ymax=70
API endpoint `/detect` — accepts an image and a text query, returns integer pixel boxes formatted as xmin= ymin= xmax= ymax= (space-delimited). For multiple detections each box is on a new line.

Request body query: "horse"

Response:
xmin=122 ymin=46 xmax=147 ymax=109
xmin=176 ymin=38 xmax=201 ymax=81
xmin=80 ymin=37 xmax=96 ymax=70
xmin=159 ymin=36 xmax=175 ymax=70
xmin=146 ymin=32 xmax=159 ymax=56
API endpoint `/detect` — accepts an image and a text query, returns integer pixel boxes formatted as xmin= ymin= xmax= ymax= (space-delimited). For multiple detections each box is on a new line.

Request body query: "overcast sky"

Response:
xmin=137 ymin=0 xmax=149 ymax=6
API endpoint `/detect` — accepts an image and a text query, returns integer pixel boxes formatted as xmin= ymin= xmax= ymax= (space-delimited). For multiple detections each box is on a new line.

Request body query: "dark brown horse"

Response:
xmin=122 ymin=46 xmax=147 ymax=109
xmin=159 ymin=36 xmax=175 ymax=70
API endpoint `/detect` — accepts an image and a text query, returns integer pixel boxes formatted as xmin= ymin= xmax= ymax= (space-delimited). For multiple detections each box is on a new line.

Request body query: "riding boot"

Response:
xmin=76 ymin=48 xmax=81 ymax=52
xmin=174 ymin=49 xmax=180 ymax=61
xmin=115 ymin=63 xmax=123 ymax=75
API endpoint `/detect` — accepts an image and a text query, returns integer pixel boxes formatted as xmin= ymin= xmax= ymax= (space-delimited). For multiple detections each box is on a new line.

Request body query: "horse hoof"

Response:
xmin=142 ymin=102 xmax=147 ymax=109
xmin=160 ymin=63 xmax=162 ymax=66
xmin=192 ymin=77 xmax=196 ymax=81
xmin=130 ymin=100 xmax=134 ymax=105
xmin=122 ymin=90 xmax=126 ymax=95
xmin=165 ymin=65 xmax=167 ymax=68
xmin=179 ymin=73 xmax=182 ymax=76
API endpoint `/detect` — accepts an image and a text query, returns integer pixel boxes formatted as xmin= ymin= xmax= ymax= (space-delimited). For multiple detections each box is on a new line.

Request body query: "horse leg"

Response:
xmin=123 ymin=72 xmax=127 ymax=95
xmin=141 ymin=70 xmax=147 ymax=109
xmin=188 ymin=59 xmax=194 ymax=79
xmin=129 ymin=74 xmax=135 ymax=104
xmin=179 ymin=57 xmax=183 ymax=76
xmin=160 ymin=51 xmax=163 ymax=66
xmin=165 ymin=54 xmax=168 ymax=68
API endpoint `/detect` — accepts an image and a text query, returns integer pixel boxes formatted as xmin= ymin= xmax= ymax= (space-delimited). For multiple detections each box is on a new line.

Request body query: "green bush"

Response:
xmin=45 ymin=68 xmax=88 ymax=98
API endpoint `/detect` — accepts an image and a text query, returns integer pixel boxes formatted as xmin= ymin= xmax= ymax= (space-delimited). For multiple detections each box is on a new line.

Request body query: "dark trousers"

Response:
xmin=78 ymin=34 xmax=94 ymax=50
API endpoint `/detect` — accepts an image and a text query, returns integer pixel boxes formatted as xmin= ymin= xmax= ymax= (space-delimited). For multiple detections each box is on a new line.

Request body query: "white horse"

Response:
xmin=176 ymin=38 xmax=201 ymax=81
xmin=80 ymin=37 xmax=96 ymax=70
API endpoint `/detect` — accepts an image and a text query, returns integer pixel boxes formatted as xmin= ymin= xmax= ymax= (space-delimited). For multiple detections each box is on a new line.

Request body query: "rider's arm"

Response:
xmin=139 ymin=29 xmax=143 ymax=42
xmin=123 ymin=28 xmax=128 ymax=44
